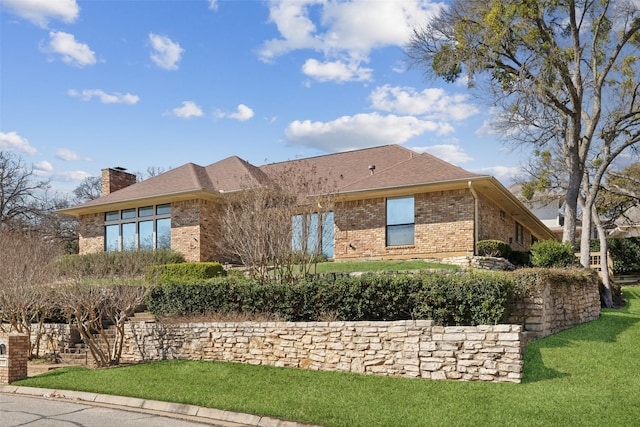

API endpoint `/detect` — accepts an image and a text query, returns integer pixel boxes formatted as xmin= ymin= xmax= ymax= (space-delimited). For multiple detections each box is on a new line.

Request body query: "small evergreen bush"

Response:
xmin=146 ymin=262 xmax=226 ymax=285
xmin=508 ymin=250 xmax=531 ymax=267
xmin=476 ymin=240 xmax=512 ymax=258
xmin=531 ymin=240 xmax=577 ymax=268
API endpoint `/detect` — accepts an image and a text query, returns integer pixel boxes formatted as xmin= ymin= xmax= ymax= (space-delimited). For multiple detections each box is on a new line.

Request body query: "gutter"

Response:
xmin=468 ymin=181 xmax=479 ymax=256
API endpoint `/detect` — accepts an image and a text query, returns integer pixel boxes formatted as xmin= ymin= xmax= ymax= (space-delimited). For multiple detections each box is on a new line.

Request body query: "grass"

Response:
xmin=15 ymin=287 xmax=640 ymax=427
xmin=311 ymin=259 xmax=459 ymax=274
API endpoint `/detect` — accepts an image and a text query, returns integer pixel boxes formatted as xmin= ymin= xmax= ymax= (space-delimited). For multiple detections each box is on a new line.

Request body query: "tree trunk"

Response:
xmin=563 ymin=165 xmax=583 ymax=245
xmin=593 ymin=205 xmax=614 ymax=308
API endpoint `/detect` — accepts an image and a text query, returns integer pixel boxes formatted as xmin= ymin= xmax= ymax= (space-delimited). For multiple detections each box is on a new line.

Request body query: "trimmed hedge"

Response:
xmin=145 ymin=262 xmax=226 ymax=284
xmin=146 ymin=272 xmax=516 ymax=326
xmin=476 ymin=240 xmax=512 ymax=258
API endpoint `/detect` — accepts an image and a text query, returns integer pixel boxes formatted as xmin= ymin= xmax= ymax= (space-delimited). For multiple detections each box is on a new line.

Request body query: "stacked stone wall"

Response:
xmin=119 ymin=320 xmax=523 ymax=383
xmin=508 ymin=272 xmax=601 ymax=339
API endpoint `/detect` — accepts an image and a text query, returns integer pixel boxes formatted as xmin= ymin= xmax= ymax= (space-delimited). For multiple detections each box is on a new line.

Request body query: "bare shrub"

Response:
xmin=220 ymin=163 xmax=336 ymax=284
xmin=0 ymin=228 xmax=62 ymax=358
xmin=53 ymin=283 xmax=147 ymax=367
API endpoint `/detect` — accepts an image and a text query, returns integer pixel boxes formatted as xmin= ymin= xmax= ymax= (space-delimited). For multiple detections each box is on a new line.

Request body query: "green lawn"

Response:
xmin=311 ymin=259 xmax=459 ymax=274
xmin=15 ymin=287 xmax=640 ymax=427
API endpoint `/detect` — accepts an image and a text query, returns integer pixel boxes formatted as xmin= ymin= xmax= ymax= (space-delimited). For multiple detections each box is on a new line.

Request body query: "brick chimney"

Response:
xmin=102 ymin=167 xmax=137 ymax=196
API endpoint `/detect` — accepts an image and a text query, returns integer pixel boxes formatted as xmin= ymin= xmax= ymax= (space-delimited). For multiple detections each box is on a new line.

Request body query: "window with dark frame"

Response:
xmin=386 ymin=196 xmax=415 ymax=246
xmin=104 ymin=203 xmax=171 ymax=251
xmin=515 ymin=222 xmax=524 ymax=244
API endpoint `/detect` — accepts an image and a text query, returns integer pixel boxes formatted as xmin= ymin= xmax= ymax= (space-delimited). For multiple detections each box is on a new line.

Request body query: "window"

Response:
xmin=292 ymin=212 xmax=334 ymax=258
xmin=387 ymin=196 xmax=414 ymax=246
xmin=515 ymin=222 xmax=524 ymax=244
xmin=104 ymin=204 xmax=171 ymax=251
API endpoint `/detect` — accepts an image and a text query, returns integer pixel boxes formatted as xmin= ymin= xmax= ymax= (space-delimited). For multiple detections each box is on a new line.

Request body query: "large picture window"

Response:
xmin=104 ymin=204 xmax=171 ymax=251
xmin=386 ymin=196 xmax=414 ymax=246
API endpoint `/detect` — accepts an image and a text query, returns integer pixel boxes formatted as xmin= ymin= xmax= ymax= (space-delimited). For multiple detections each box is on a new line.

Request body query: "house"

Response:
xmin=609 ymin=206 xmax=640 ymax=238
xmin=510 ymin=187 xmax=566 ymax=241
xmin=59 ymin=145 xmax=556 ymax=263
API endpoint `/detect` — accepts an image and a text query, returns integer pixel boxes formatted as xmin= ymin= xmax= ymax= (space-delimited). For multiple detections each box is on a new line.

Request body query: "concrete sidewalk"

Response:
xmin=0 ymin=385 xmax=323 ymax=427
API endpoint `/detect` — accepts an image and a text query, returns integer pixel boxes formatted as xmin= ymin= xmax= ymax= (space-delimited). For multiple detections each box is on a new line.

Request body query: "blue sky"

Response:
xmin=1 ymin=0 xmax=525 ymax=195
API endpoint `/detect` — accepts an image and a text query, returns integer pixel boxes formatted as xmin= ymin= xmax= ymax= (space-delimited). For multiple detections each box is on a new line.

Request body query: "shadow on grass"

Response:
xmin=521 ymin=345 xmax=569 ymax=383
xmin=522 ymin=287 xmax=640 ymax=383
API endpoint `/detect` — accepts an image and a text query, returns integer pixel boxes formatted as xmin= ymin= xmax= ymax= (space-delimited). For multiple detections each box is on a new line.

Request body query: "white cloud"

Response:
xmin=259 ymin=0 xmax=444 ymax=80
xmin=411 ymin=144 xmax=473 ymax=164
xmin=473 ymin=166 xmax=522 ymax=183
xmin=171 ymin=101 xmax=203 ymax=119
xmin=44 ymin=31 xmax=96 ymax=67
xmin=370 ymin=85 xmax=479 ymax=121
xmin=34 ymin=165 xmax=92 ymax=182
xmin=1 ymin=0 xmax=79 ymax=28
xmin=0 ymin=131 xmax=38 ymax=154
xmin=261 ymin=0 xmax=442 ymax=59
xmin=149 ymin=33 xmax=184 ymax=70
xmin=55 ymin=148 xmax=91 ymax=161
xmin=208 ymin=0 xmax=218 ymax=11
xmin=302 ymin=58 xmax=372 ymax=83
xmin=285 ymin=112 xmax=453 ymax=152
xmin=34 ymin=160 xmax=53 ymax=172
xmin=68 ymin=89 xmax=139 ymax=104
xmin=228 ymin=104 xmax=255 ymax=121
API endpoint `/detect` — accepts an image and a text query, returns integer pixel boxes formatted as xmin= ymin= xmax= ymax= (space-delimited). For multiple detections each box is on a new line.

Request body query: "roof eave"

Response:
xmin=332 ymin=175 xmax=491 ymax=200
xmin=58 ymin=189 xmax=220 ymax=217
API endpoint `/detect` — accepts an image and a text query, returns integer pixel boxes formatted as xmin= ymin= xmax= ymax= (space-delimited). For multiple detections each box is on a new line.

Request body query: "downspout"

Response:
xmin=468 ymin=181 xmax=479 ymax=256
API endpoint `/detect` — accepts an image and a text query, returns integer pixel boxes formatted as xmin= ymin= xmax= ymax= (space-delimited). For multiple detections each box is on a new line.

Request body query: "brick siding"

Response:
xmin=478 ymin=194 xmax=532 ymax=252
xmin=334 ymin=189 xmax=475 ymax=260
xmin=172 ymin=199 xmax=224 ymax=262
xmin=78 ymin=212 xmax=104 ymax=254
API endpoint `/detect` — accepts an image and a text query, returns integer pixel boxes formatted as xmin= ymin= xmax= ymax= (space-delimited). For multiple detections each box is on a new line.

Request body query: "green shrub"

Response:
xmin=508 ymin=250 xmax=531 ymax=267
xmin=146 ymin=262 xmax=226 ymax=285
xmin=54 ymin=249 xmax=185 ymax=279
xmin=476 ymin=240 xmax=512 ymax=258
xmin=411 ymin=272 xmax=514 ymax=325
xmin=607 ymin=237 xmax=640 ymax=274
xmin=146 ymin=272 xmax=515 ymax=326
xmin=531 ymin=240 xmax=577 ymax=268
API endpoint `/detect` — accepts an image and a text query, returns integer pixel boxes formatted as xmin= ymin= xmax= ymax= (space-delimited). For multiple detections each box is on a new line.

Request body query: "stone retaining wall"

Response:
xmin=508 ymin=272 xmax=601 ymax=340
xmin=120 ymin=320 xmax=524 ymax=383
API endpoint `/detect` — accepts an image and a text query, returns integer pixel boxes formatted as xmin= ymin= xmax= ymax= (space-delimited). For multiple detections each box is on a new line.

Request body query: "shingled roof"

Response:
xmin=59 ymin=145 xmax=489 ymax=214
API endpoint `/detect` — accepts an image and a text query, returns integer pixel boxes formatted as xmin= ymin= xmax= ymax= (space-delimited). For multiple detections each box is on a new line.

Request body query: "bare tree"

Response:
xmin=220 ymin=164 xmax=336 ymax=284
xmin=0 ymin=151 xmax=50 ymax=226
xmin=0 ymin=228 xmax=61 ymax=358
xmin=73 ymin=176 xmax=102 ymax=202
xmin=54 ymin=282 xmax=147 ymax=367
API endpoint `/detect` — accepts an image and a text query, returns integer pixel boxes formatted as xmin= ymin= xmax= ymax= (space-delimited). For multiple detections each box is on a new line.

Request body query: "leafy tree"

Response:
xmin=407 ymin=0 xmax=640 ymax=256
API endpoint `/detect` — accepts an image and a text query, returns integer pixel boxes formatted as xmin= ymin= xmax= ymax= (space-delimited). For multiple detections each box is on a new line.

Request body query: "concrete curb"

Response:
xmin=0 ymin=385 xmax=322 ymax=427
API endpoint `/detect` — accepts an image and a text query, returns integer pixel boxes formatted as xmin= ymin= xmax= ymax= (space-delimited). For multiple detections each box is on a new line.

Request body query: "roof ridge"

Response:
xmin=419 ymin=151 xmax=484 ymax=175
xmin=259 ymin=144 xmax=406 ymax=168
